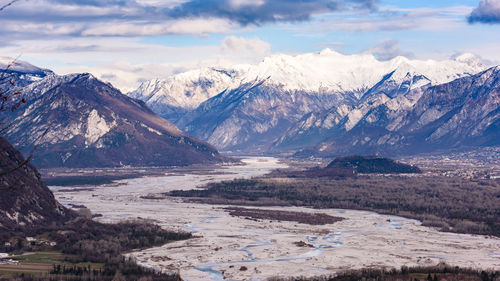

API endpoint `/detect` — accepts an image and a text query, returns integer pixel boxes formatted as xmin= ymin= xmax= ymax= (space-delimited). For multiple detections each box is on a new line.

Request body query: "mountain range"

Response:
xmin=129 ymin=49 xmax=498 ymax=156
xmin=0 ymin=61 xmax=226 ymax=168
xmin=2 ymin=50 xmax=498 ymax=163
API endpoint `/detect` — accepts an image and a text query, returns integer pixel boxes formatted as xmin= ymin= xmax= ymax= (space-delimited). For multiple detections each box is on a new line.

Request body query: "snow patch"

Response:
xmin=43 ymin=123 xmax=82 ymax=145
xmin=85 ymin=109 xmax=116 ymax=145
xmin=140 ymin=123 xmax=163 ymax=136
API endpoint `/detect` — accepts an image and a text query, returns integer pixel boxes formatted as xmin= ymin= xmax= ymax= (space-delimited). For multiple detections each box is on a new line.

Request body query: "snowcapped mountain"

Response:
xmin=129 ymin=49 xmax=487 ymax=154
xmin=272 ymin=68 xmax=434 ymax=151
xmin=177 ymin=78 xmax=354 ymax=153
xmin=290 ymin=66 xmax=500 ymax=157
xmin=129 ymin=68 xmax=243 ymax=122
xmin=233 ymin=50 xmax=483 ymax=94
xmin=0 ymin=57 xmax=54 ymax=77
xmin=130 ymin=50 xmax=484 ymax=118
xmin=2 ymin=71 xmax=226 ymax=167
xmin=0 ymin=57 xmax=54 ymax=89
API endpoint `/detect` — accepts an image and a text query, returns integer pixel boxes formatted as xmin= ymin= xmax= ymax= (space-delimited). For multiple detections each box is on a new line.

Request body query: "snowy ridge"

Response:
xmin=276 ymin=66 xmax=500 ymax=156
xmin=130 ymin=49 xmax=486 ymax=114
xmin=0 ymin=57 xmax=50 ymax=74
xmin=247 ymin=49 xmax=485 ymax=93
xmin=22 ymin=73 xmax=79 ymax=97
xmin=0 ymin=57 xmax=55 ymax=89
xmin=127 ymin=50 xmax=490 ymax=153
xmin=237 ymin=50 xmax=485 ymax=93
xmin=129 ymin=67 xmax=243 ymax=110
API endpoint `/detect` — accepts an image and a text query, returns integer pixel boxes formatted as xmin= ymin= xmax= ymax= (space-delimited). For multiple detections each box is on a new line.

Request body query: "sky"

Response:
xmin=1 ymin=0 xmax=500 ymax=92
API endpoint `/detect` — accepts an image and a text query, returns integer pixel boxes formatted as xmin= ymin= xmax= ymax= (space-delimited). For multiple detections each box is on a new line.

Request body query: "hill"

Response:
xmin=326 ymin=155 xmax=422 ymax=174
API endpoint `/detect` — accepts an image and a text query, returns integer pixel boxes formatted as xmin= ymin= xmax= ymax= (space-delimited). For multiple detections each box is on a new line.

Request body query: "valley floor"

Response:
xmin=47 ymin=157 xmax=500 ymax=281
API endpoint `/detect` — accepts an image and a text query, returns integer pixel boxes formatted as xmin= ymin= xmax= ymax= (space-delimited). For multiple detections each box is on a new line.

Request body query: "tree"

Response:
xmin=0 ymin=1 xmax=42 ymax=180
xmin=0 ymin=0 xmax=19 ymax=12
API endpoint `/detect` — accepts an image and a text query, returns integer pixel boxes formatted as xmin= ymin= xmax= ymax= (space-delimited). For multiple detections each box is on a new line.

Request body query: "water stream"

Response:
xmin=49 ymin=157 xmax=500 ymax=281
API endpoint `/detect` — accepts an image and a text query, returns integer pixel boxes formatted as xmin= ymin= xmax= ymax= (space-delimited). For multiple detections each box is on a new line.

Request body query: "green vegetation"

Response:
xmin=41 ymin=219 xmax=190 ymax=263
xmin=224 ymin=207 xmax=343 ymax=225
xmin=0 ymin=252 xmax=103 ymax=277
xmin=268 ymin=264 xmax=499 ymax=281
xmin=11 ymin=252 xmax=66 ymax=264
xmin=170 ymin=175 xmax=500 ymax=236
xmin=326 ymin=155 xmax=422 ymax=174
xmin=0 ymin=218 xmax=191 ymax=280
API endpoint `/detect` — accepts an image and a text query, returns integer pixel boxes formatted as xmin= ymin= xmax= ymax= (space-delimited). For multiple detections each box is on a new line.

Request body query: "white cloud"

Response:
xmin=0 ymin=0 xmax=377 ymax=39
xmin=1 ymin=35 xmax=271 ymax=92
xmin=228 ymin=0 xmax=265 ymax=9
xmin=2 ymin=21 xmax=84 ymax=36
xmin=82 ymin=18 xmax=238 ymax=36
xmin=308 ymin=5 xmax=475 ymax=33
xmin=363 ymin=39 xmax=414 ymax=61
xmin=316 ymin=41 xmax=345 ymax=47
xmin=461 ymin=43 xmax=500 ymax=66
xmin=135 ymin=0 xmax=188 ymax=8
xmin=164 ymin=18 xmax=238 ymax=36
xmin=220 ymin=36 xmax=270 ymax=57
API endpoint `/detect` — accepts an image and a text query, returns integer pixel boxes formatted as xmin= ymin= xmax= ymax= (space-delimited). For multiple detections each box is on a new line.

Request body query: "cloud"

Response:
xmin=307 ymin=6 xmax=473 ymax=33
xmin=316 ymin=41 xmax=345 ymax=48
xmin=220 ymin=36 xmax=270 ymax=56
xmin=167 ymin=0 xmax=377 ymax=26
xmin=0 ymin=0 xmax=378 ymax=39
xmin=218 ymin=36 xmax=271 ymax=64
xmin=363 ymin=40 xmax=414 ymax=61
xmin=82 ymin=18 xmax=237 ymax=36
xmin=468 ymin=0 xmax=500 ymax=24
xmin=457 ymin=43 xmax=500 ymax=66
xmin=0 ymin=35 xmax=272 ymax=92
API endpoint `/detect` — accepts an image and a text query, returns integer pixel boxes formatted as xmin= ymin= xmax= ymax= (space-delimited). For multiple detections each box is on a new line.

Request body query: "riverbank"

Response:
xmin=48 ymin=157 xmax=500 ymax=281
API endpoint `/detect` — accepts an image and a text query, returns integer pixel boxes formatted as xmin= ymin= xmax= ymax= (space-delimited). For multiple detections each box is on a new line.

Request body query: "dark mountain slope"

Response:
xmin=299 ymin=66 xmax=500 ymax=157
xmin=178 ymin=79 xmax=355 ymax=153
xmin=3 ymin=73 xmax=226 ymax=168
xmin=0 ymin=137 xmax=75 ymax=238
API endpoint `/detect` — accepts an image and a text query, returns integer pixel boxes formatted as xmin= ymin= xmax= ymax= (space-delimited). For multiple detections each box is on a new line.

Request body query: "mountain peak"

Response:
xmin=0 ymin=57 xmax=53 ymax=75
xmin=453 ymin=53 xmax=485 ymax=69
xmin=3 ymin=71 xmax=226 ymax=168
xmin=318 ymin=48 xmax=342 ymax=56
xmin=0 ymin=57 xmax=55 ymax=88
xmin=69 ymin=72 xmax=99 ymax=83
xmin=390 ymin=56 xmax=411 ymax=65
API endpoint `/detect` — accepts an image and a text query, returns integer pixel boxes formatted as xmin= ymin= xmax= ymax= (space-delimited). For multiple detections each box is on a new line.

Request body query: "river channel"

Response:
xmin=49 ymin=157 xmax=500 ymax=281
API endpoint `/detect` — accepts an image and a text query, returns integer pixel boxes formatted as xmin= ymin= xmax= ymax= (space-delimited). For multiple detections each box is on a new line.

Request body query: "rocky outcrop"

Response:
xmin=0 ymin=137 xmax=75 ymax=236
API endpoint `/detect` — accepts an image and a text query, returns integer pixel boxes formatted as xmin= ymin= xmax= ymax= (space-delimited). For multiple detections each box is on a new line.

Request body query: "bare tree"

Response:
xmin=0 ymin=0 xmax=20 ymax=12
xmin=0 ymin=1 xmax=49 ymax=180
